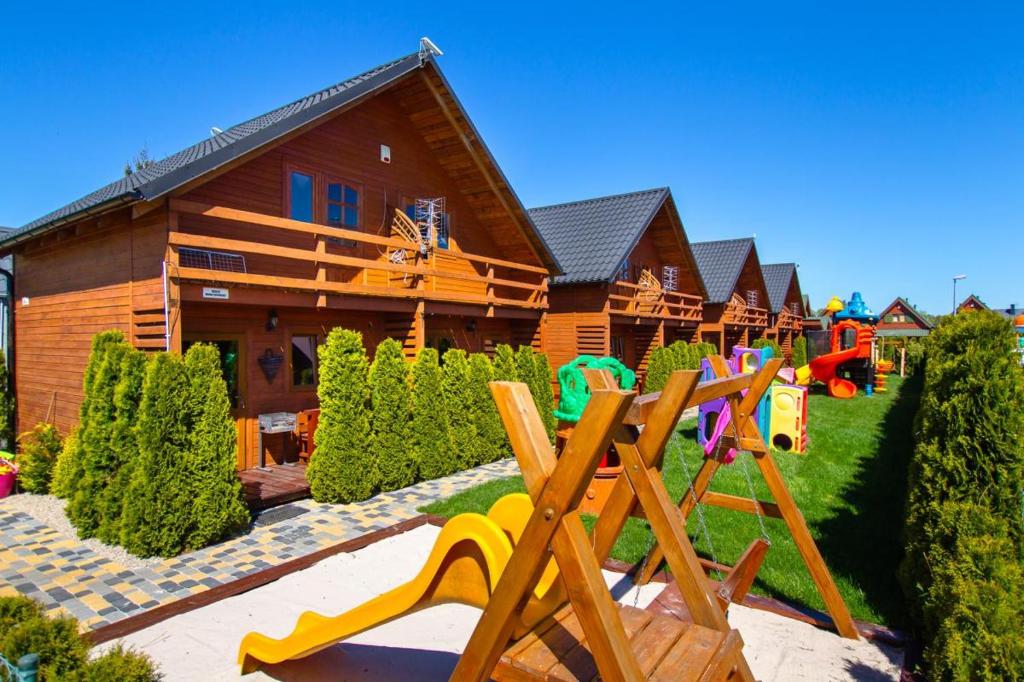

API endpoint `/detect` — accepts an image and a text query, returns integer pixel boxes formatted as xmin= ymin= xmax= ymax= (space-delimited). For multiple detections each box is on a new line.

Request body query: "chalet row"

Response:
xmin=0 ymin=42 xmax=808 ymax=470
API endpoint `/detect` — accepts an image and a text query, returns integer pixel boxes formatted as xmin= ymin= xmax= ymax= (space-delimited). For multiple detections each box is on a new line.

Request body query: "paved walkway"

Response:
xmin=0 ymin=459 xmax=518 ymax=631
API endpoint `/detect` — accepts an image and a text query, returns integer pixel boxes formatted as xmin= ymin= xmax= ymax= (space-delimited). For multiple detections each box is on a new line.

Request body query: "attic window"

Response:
xmin=791 ymin=302 xmax=802 ymax=316
xmin=746 ymin=290 xmax=759 ymax=307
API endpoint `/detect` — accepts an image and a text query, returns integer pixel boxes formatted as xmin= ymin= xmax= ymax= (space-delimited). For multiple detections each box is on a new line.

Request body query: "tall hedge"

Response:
xmin=443 ymin=349 xmax=479 ymax=471
xmin=370 ymin=339 xmax=415 ymax=491
xmin=95 ymin=349 xmax=148 ymax=545
xmin=53 ymin=331 xmax=125 ymax=502
xmin=68 ymin=339 xmax=131 ymax=537
xmin=644 ymin=346 xmax=674 ymax=394
xmin=307 ymin=329 xmax=374 ymax=503
xmin=469 ymin=353 xmax=505 ymax=462
xmin=182 ymin=344 xmax=249 ymax=549
xmin=531 ymin=353 xmax=557 ymax=441
xmin=0 ymin=349 xmax=13 ymax=450
xmin=411 ymin=348 xmax=453 ymax=480
xmin=899 ymin=311 xmax=1024 ymax=678
xmin=492 ymin=344 xmax=519 ymax=382
xmin=791 ymin=335 xmax=808 ymax=368
xmin=120 ymin=353 xmax=192 ymax=557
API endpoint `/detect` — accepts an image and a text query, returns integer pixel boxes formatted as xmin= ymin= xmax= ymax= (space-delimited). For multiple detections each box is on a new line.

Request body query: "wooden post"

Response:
xmin=164 ymin=209 xmax=182 ymax=354
xmin=900 ymin=346 xmax=906 ymax=377
xmin=315 ymin=236 xmax=327 ymax=308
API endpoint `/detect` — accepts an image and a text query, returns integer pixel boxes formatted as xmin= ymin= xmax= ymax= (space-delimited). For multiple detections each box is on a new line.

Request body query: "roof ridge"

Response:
xmin=528 ymin=187 xmax=668 ymax=213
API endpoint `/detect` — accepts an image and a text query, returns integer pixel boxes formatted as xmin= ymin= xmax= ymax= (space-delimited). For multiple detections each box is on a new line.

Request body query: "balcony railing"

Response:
xmin=608 ymin=280 xmax=703 ymax=322
xmin=721 ymin=298 xmax=769 ymax=327
xmin=775 ymin=307 xmax=803 ymax=331
xmin=167 ymin=200 xmax=548 ymax=310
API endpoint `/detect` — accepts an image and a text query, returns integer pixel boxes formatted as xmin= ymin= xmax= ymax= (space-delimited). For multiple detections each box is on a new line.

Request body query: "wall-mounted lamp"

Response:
xmin=465 ymin=319 xmax=477 ymax=333
xmin=266 ymin=308 xmax=279 ymax=331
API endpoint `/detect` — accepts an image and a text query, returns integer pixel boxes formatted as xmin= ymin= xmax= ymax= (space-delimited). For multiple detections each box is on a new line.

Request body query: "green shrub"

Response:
xmin=695 ymin=342 xmax=717 ymax=361
xmin=370 ymin=339 xmax=415 ymax=491
xmin=14 ymin=423 xmax=62 ymax=494
xmin=0 ymin=607 xmax=88 ymax=681
xmin=531 ymin=353 xmax=557 ymax=441
xmin=0 ymin=350 xmax=13 ymax=450
xmin=443 ymin=349 xmax=479 ymax=471
xmin=49 ymin=430 xmax=79 ymax=500
xmin=644 ymin=347 xmax=674 ymax=393
xmin=411 ymin=348 xmax=453 ymax=480
xmin=469 ymin=353 xmax=506 ymax=462
xmin=69 ymin=339 xmax=131 ymax=537
xmin=492 ymin=344 xmax=518 ymax=382
xmin=905 ymin=340 xmax=927 ymax=376
xmin=307 ymin=329 xmax=374 ymax=503
xmin=67 ymin=645 xmax=162 ymax=682
xmin=791 ymin=335 xmax=808 ymax=368
xmin=0 ymin=595 xmax=43 ymax=632
xmin=751 ymin=338 xmax=782 ymax=362
xmin=182 ymin=344 xmax=249 ymax=549
xmin=95 ymin=349 xmax=148 ymax=545
xmin=120 ymin=353 xmax=192 ymax=557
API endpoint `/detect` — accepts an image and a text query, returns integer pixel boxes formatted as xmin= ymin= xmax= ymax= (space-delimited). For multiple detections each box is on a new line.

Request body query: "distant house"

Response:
xmin=692 ymin=238 xmax=770 ymax=354
xmin=957 ymin=294 xmax=989 ymax=313
xmin=528 ymin=188 xmax=707 ymax=379
xmin=876 ymin=297 xmax=933 ymax=339
xmin=994 ymin=303 xmax=1023 ymax=320
xmin=760 ymin=262 xmax=805 ymax=359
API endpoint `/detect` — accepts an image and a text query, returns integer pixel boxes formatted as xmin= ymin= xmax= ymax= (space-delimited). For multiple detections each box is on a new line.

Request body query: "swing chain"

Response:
xmin=675 ymin=434 xmax=726 ymax=582
xmin=740 ymin=453 xmax=772 ymax=545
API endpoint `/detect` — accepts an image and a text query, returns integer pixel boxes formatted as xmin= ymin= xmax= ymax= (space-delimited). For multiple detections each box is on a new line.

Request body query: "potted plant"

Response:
xmin=0 ymin=453 xmax=16 ymax=499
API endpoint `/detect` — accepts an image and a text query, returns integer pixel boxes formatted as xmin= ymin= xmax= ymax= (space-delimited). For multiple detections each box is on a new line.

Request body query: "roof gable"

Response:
xmin=958 ymin=294 xmax=989 ymax=311
xmin=691 ymin=238 xmax=766 ymax=304
xmin=760 ymin=262 xmax=800 ymax=313
xmin=879 ymin=297 xmax=934 ymax=329
xmin=527 ymin=188 xmax=672 ymax=285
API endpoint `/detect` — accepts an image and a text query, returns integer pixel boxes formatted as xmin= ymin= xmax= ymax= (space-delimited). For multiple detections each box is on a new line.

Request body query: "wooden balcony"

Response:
xmin=721 ymin=297 xmax=769 ymax=327
xmin=775 ymin=308 xmax=803 ymax=331
xmin=167 ymin=200 xmax=548 ymax=312
xmin=607 ymin=280 xmax=703 ymax=323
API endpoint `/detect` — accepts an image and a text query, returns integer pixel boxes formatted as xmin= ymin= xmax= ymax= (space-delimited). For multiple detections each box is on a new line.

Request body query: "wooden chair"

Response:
xmin=295 ymin=409 xmax=320 ymax=464
xmin=455 ymin=373 xmax=756 ymax=681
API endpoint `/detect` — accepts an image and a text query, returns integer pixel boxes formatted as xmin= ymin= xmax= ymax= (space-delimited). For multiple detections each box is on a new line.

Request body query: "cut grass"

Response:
xmin=421 ymin=375 xmax=919 ymax=627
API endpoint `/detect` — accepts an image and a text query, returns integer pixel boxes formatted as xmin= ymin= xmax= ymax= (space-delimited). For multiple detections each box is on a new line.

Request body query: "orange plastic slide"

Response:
xmin=807 ymin=346 xmax=860 ymax=399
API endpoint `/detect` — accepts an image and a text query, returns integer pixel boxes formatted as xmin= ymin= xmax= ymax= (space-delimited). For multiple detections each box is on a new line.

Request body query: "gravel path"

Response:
xmin=0 ymin=492 xmax=162 ymax=569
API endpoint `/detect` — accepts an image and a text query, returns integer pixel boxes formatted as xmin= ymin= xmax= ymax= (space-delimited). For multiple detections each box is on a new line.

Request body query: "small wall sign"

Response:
xmin=202 ymin=287 xmax=230 ymax=300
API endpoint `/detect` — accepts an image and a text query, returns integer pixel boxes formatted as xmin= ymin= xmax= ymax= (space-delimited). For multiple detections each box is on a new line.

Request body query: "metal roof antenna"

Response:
xmin=210 ymin=126 xmax=223 ymax=137
xmin=419 ymin=37 xmax=443 ymax=59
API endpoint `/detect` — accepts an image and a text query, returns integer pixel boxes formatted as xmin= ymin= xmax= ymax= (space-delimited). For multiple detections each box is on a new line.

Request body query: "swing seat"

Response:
xmin=496 ymin=603 xmax=745 ymax=681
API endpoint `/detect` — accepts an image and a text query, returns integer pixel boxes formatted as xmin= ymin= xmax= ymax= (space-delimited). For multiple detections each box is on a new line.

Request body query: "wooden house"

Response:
xmin=0 ymin=43 xmax=561 ymax=470
xmin=691 ymin=238 xmax=770 ymax=354
xmin=527 ymin=188 xmax=706 ymax=380
xmin=876 ymin=297 xmax=933 ymax=339
xmin=957 ymin=294 xmax=989 ymax=313
xmin=760 ymin=262 xmax=805 ymax=359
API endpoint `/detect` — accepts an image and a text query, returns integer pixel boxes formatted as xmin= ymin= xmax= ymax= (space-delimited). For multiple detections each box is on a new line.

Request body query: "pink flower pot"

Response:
xmin=0 ymin=459 xmax=16 ymax=499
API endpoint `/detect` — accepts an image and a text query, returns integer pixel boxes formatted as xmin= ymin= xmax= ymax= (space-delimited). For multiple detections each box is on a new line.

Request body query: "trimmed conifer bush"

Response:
xmin=411 ymin=347 xmax=454 ymax=480
xmin=14 ymin=423 xmax=62 ymax=494
xmin=644 ymin=347 xmax=674 ymax=393
xmin=0 ymin=350 xmax=13 ymax=450
xmin=120 ymin=353 xmax=192 ymax=557
xmin=792 ymin=335 xmax=808 ymax=368
xmin=370 ymin=338 xmax=415 ymax=491
xmin=307 ymin=329 xmax=374 ymax=503
xmin=468 ymin=353 xmax=506 ymax=462
xmin=531 ymin=353 xmax=557 ymax=441
xmin=514 ymin=345 xmax=538 ymax=393
xmin=182 ymin=344 xmax=249 ymax=549
xmin=49 ymin=430 xmax=79 ymax=500
xmin=68 ymin=339 xmax=131 ymax=537
xmin=442 ymin=349 xmax=479 ymax=471
xmin=95 ymin=348 xmax=148 ymax=545
xmin=751 ymin=338 xmax=782 ymax=362
xmin=492 ymin=344 xmax=519 ymax=382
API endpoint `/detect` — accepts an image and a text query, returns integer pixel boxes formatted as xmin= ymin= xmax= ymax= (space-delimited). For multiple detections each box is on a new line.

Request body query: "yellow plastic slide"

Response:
xmin=237 ymin=494 xmax=564 ymax=674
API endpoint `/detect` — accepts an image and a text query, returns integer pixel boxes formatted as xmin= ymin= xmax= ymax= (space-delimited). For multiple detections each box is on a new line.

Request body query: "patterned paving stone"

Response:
xmin=0 ymin=458 xmax=518 ymax=631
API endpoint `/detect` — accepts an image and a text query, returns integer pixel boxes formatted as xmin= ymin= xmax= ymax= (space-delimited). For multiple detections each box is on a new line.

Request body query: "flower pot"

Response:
xmin=0 ymin=458 xmax=17 ymax=499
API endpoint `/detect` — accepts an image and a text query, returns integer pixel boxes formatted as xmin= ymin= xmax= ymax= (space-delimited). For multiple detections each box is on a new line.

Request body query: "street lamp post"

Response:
xmin=952 ymin=274 xmax=967 ymax=314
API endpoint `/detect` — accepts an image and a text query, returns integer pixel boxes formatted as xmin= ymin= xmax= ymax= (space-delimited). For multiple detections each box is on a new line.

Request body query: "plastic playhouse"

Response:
xmin=796 ymin=292 xmax=879 ymax=399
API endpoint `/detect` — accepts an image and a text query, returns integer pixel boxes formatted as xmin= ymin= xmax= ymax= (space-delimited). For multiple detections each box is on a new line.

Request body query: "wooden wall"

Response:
xmin=625 ymin=205 xmax=702 ymax=296
xmin=13 ymin=208 xmax=167 ymax=436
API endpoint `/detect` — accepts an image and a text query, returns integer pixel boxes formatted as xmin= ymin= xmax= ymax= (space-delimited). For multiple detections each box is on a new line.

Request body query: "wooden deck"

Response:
xmin=239 ymin=463 xmax=311 ymax=511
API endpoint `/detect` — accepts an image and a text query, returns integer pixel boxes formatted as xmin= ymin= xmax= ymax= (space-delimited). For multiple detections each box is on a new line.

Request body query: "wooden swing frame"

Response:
xmin=633 ymin=355 xmax=860 ymax=640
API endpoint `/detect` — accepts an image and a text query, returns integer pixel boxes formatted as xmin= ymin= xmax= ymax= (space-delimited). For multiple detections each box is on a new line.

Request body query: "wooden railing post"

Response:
xmin=315 ymin=236 xmax=327 ymax=308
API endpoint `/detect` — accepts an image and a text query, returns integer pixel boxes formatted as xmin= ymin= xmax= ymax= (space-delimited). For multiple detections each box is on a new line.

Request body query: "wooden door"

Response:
xmin=183 ymin=334 xmax=249 ymax=470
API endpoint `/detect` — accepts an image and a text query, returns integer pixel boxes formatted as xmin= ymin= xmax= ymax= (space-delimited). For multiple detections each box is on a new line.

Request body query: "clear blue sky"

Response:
xmin=1 ymin=2 xmax=1020 ymax=314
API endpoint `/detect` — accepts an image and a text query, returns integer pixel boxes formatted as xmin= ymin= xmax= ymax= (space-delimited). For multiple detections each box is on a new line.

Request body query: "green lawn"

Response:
xmin=421 ymin=376 xmax=919 ymax=627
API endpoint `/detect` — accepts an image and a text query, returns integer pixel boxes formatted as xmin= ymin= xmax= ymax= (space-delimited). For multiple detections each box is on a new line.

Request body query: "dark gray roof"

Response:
xmin=761 ymin=263 xmax=797 ymax=313
xmin=527 ymin=188 xmax=671 ymax=285
xmin=691 ymin=238 xmax=756 ymax=304
xmin=4 ymin=51 xmax=426 ymax=246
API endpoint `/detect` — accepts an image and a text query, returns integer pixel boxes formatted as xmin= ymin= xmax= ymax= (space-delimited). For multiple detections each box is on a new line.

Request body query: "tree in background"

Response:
xmin=0 ymin=350 xmax=13 ymax=450
xmin=492 ymin=344 xmax=519 ymax=382
xmin=411 ymin=348 xmax=454 ymax=480
xmin=122 ymin=146 xmax=157 ymax=176
xmin=120 ymin=353 xmax=192 ymax=557
xmin=370 ymin=339 xmax=415 ymax=491
xmin=307 ymin=329 xmax=374 ymax=503
xmin=442 ymin=349 xmax=479 ymax=470
xmin=182 ymin=344 xmax=249 ymax=549
xmin=468 ymin=353 xmax=505 ymax=463
xmin=644 ymin=346 xmax=674 ymax=393
xmin=95 ymin=349 xmax=148 ymax=544
xmin=531 ymin=353 xmax=557 ymax=441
